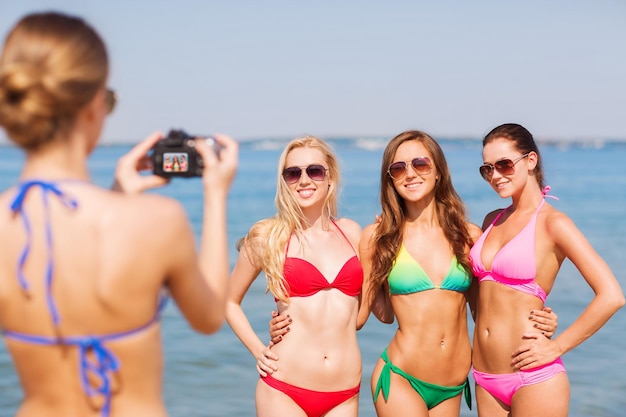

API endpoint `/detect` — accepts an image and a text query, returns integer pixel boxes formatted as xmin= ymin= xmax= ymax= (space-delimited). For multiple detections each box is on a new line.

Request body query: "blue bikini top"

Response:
xmin=388 ymin=244 xmax=471 ymax=295
xmin=2 ymin=180 xmax=167 ymax=417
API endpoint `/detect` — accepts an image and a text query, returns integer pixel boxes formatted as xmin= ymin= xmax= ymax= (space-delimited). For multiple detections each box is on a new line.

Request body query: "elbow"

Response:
xmin=356 ymin=310 xmax=370 ymax=330
xmin=192 ymin=312 xmax=226 ymax=335
xmin=612 ymin=292 xmax=626 ymax=312
xmin=356 ymin=319 xmax=366 ymax=331
xmin=602 ymin=290 xmax=625 ymax=317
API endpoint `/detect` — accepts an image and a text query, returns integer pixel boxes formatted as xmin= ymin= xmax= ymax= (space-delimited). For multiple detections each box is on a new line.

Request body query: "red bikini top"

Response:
xmin=282 ymin=220 xmax=363 ymax=298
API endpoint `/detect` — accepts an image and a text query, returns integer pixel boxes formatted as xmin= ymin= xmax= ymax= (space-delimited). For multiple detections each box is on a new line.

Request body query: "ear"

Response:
xmin=527 ymin=151 xmax=539 ymax=170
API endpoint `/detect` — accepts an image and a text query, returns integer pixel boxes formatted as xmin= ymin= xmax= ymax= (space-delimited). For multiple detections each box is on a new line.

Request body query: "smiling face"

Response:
xmin=389 ymin=140 xmax=438 ymax=204
xmin=283 ymin=146 xmax=331 ymax=212
xmin=482 ymin=137 xmax=537 ymax=198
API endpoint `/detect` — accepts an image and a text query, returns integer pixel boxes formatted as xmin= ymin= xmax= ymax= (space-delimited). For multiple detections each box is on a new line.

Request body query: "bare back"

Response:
xmin=0 ymin=181 xmax=191 ymax=417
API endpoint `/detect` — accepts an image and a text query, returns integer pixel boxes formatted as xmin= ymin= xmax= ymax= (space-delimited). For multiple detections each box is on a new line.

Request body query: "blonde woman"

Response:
xmin=226 ymin=136 xmax=363 ymax=417
xmin=0 ymin=12 xmax=237 ymax=417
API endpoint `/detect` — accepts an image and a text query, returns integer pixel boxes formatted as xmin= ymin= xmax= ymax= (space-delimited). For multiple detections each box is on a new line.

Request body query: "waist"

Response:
xmin=269 ymin=346 xmax=362 ymax=389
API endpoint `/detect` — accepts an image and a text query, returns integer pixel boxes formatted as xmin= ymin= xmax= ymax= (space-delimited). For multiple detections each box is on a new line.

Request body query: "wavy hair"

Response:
xmin=369 ymin=130 xmax=473 ymax=296
xmin=237 ymin=136 xmax=340 ymax=302
xmin=0 ymin=12 xmax=108 ymax=149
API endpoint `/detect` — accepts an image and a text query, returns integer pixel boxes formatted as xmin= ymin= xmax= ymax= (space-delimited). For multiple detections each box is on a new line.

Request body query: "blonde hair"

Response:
xmin=237 ymin=136 xmax=341 ymax=302
xmin=0 ymin=12 xmax=108 ymax=149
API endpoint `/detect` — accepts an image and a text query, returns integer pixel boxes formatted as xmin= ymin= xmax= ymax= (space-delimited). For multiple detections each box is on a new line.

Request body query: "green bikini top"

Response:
xmin=388 ymin=244 xmax=471 ymax=295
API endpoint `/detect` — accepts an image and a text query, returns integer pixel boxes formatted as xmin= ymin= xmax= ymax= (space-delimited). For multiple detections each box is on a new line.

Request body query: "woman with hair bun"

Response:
xmin=0 ymin=11 xmax=238 ymax=417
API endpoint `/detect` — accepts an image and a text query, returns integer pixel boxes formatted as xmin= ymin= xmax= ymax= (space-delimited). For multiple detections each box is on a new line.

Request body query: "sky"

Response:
xmin=0 ymin=0 xmax=625 ymax=145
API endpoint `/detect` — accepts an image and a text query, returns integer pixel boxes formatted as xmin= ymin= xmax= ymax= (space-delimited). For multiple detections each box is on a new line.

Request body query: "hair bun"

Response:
xmin=0 ymin=64 xmax=58 ymax=148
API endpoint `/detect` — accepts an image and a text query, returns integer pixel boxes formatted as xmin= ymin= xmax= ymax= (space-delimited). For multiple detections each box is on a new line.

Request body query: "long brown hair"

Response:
xmin=369 ymin=130 xmax=473 ymax=294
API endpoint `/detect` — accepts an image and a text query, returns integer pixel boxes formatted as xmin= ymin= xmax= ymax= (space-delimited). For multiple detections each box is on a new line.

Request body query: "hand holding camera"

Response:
xmin=113 ymin=129 xmax=237 ymax=195
xmin=152 ymin=130 xmax=224 ymax=178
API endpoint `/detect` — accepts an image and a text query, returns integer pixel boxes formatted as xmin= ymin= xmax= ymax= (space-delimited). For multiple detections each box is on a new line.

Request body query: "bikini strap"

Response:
xmin=3 ymin=290 xmax=167 ymax=417
xmin=10 ymin=180 xmax=79 ymax=326
xmin=489 ymin=207 xmax=509 ymax=227
xmin=490 ymin=185 xmax=558 ymax=227
xmin=541 ymin=185 xmax=559 ymax=200
xmin=330 ymin=218 xmax=357 ymax=253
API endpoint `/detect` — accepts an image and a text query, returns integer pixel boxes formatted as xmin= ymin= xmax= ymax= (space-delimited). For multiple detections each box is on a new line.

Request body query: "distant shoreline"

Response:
xmin=1 ymin=135 xmax=626 ymax=148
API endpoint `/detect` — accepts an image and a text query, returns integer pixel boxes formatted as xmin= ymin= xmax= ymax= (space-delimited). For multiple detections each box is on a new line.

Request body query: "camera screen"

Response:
xmin=163 ymin=152 xmax=189 ymax=173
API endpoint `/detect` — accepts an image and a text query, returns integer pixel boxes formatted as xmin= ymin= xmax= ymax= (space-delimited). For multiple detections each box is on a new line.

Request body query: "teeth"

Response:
xmin=298 ymin=189 xmax=314 ymax=197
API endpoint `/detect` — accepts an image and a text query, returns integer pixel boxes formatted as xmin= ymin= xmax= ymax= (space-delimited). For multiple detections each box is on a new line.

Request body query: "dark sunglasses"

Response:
xmin=479 ymin=153 xmax=530 ymax=181
xmin=387 ymin=157 xmax=432 ymax=180
xmin=105 ymin=88 xmax=118 ymax=114
xmin=282 ymin=164 xmax=328 ymax=184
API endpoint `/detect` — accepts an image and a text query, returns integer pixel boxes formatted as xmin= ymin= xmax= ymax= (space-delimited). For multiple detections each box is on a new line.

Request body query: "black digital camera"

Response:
xmin=152 ymin=129 xmax=222 ymax=178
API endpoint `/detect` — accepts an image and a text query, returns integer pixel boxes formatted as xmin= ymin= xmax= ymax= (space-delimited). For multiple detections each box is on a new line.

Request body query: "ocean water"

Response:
xmin=0 ymin=137 xmax=625 ymax=417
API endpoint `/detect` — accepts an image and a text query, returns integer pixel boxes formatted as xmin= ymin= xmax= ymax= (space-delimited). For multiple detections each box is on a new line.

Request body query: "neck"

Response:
xmin=509 ymin=182 xmax=544 ymax=213
xmin=300 ymin=207 xmax=331 ymax=231
xmin=20 ymin=133 xmax=91 ymax=181
xmin=403 ymin=195 xmax=438 ymax=228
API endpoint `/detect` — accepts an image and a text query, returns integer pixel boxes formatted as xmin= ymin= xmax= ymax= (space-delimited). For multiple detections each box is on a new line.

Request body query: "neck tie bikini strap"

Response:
xmin=541 ymin=185 xmax=559 ymax=200
xmin=10 ymin=180 xmax=79 ymax=326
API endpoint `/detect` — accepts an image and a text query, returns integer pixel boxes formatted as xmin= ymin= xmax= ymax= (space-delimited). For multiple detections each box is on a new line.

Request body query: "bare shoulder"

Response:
xmin=118 ymin=192 xmax=185 ymax=219
xmin=245 ymin=217 xmax=275 ymax=241
xmin=361 ymin=222 xmax=378 ymax=239
xmin=335 ymin=217 xmax=362 ymax=248
xmin=542 ymin=205 xmax=577 ymax=237
xmin=467 ymin=222 xmax=483 ymax=243
xmin=335 ymin=217 xmax=362 ymax=236
xmin=359 ymin=222 xmax=378 ymax=250
xmin=481 ymin=208 xmax=505 ymax=230
xmin=101 ymin=191 xmax=190 ymax=239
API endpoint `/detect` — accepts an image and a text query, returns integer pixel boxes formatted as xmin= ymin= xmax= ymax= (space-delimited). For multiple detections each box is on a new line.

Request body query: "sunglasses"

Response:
xmin=388 ymin=157 xmax=432 ymax=180
xmin=479 ymin=153 xmax=530 ymax=181
xmin=282 ymin=164 xmax=328 ymax=184
xmin=105 ymin=88 xmax=118 ymax=114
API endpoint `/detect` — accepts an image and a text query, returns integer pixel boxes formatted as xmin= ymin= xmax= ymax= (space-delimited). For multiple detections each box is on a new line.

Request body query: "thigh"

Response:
xmin=475 ymin=383 xmax=510 ymax=417
xmin=429 ymin=394 xmax=462 ymax=417
xmin=370 ymin=359 xmax=429 ymax=417
xmin=324 ymin=393 xmax=359 ymax=417
xmin=255 ymin=378 xmax=306 ymax=417
xmin=511 ymin=372 xmax=570 ymax=417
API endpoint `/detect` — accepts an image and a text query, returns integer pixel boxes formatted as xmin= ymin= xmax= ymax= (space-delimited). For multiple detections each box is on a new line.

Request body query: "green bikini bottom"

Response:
xmin=374 ymin=348 xmax=472 ymax=410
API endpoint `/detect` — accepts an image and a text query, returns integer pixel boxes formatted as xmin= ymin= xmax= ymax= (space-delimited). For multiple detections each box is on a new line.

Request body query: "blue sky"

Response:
xmin=1 ymin=1 xmax=625 ymax=144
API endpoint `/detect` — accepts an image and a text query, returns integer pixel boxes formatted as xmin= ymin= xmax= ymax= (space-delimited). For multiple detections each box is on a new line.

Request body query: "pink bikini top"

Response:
xmin=470 ymin=190 xmax=555 ymax=303
xmin=281 ymin=220 xmax=363 ymax=299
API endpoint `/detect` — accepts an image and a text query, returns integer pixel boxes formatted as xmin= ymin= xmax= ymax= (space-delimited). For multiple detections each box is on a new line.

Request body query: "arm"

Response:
xmin=268 ymin=310 xmax=291 ymax=345
xmin=512 ymin=211 xmax=624 ymax=370
xmin=164 ymin=134 xmax=238 ymax=333
xmin=226 ymin=242 xmax=278 ymax=377
xmin=466 ymin=222 xmax=483 ymax=321
xmin=357 ymin=223 xmax=393 ymax=329
xmin=111 ymin=131 xmax=170 ymax=194
xmin=547 ymin=212 xmax=624 ymax=352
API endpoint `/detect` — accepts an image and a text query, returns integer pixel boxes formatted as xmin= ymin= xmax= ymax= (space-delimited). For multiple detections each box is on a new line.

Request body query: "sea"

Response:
xmin=0 ymin=136 xmax=625 ymax=417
